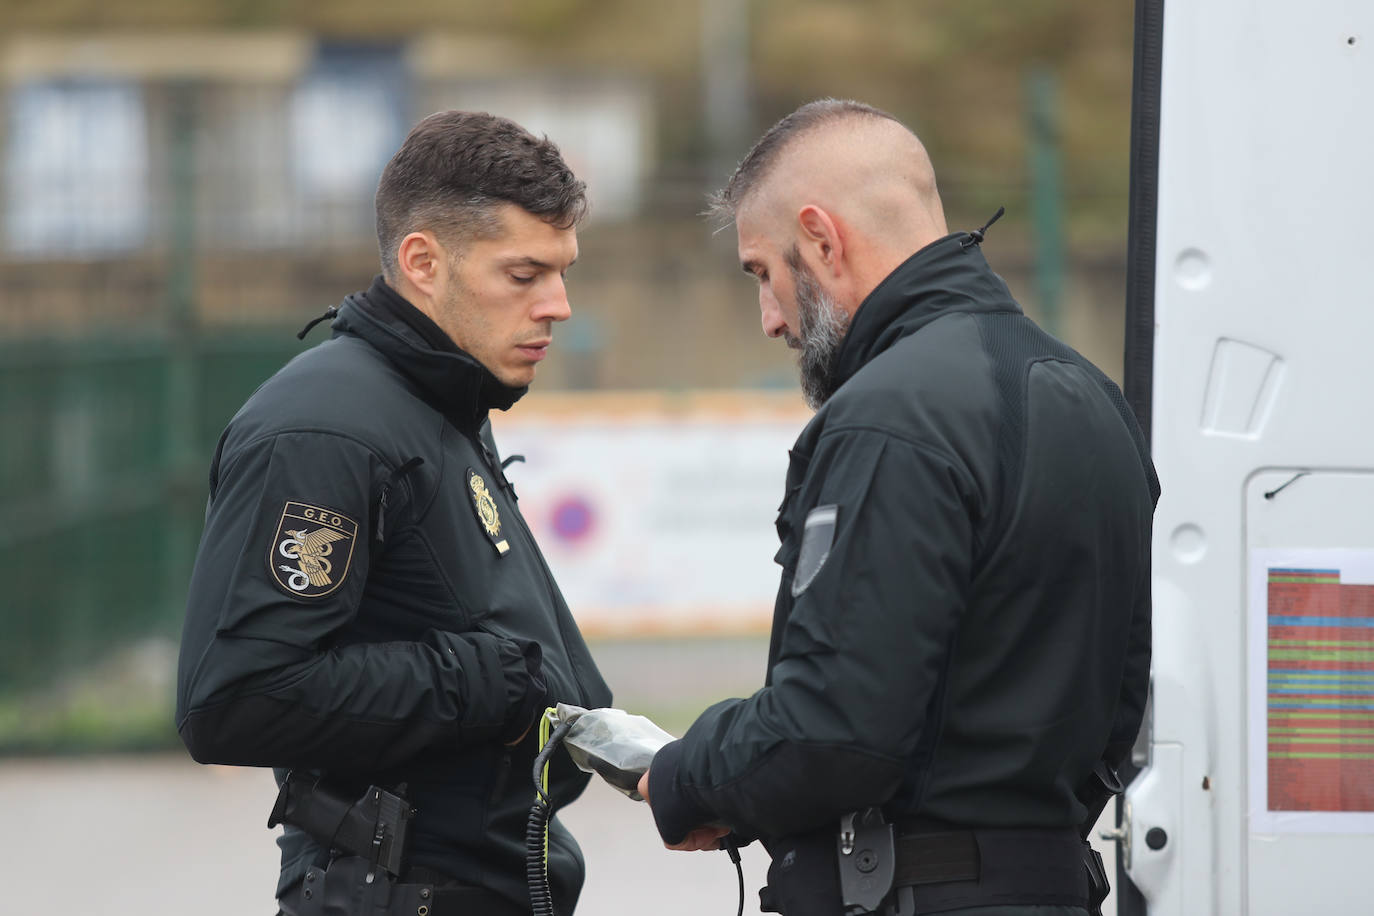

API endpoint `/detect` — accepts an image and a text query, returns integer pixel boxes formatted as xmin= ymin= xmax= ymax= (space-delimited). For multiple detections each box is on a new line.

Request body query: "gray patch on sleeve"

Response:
xmin=791 ymin=504 xmax=838 ymax=597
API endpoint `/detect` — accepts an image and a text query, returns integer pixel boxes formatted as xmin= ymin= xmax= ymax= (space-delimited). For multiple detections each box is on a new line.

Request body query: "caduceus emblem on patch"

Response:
xmin=268 ymin=501 xmax=358 ymax=598
xmin=467 ymin=468 xmax=511 ymax=556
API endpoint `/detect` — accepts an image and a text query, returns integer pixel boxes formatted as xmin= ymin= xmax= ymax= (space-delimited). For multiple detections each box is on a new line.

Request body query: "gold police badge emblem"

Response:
xmin=268 ymin=501 xmax=358 ymax=598
xmin=467 ymin=468 xmax=510 ymax=556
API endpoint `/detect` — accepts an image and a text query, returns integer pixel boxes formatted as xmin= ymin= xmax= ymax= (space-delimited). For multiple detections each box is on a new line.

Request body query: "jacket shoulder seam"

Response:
xmin=814 ymin=424 xmax=977 ymax=491
xmin=224 ymin=427 xmax=409 ymax=472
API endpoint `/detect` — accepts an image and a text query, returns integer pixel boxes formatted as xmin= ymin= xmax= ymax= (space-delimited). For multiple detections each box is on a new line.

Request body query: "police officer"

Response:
xmin=176 ymin=111 xmax=612 ymax=915
xmin=639 ymin=100 xmax=1158 ymax=916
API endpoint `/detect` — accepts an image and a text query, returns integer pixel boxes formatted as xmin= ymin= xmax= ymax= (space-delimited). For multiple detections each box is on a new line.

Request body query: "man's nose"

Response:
xmin=536 ymin=277 xmax=573 ymax=323
xmin=760 ymin=288 xmax=786 ymax=339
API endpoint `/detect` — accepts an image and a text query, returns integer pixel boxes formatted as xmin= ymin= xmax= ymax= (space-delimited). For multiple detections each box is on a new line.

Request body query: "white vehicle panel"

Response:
xmin=1134 ymin=1 xmax=1373 ymax=913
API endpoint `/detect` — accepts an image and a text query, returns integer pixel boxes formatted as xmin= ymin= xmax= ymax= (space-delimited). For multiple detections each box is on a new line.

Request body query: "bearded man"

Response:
xmin=639 ymin=99 xmax=1159 ymax=916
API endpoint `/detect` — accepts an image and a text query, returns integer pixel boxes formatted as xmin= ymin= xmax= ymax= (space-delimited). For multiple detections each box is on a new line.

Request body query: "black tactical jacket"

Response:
xmin=649 ymin=234 xmax=1158 ymax=845
xmin=176 ymin=277 xmax=612 ymax=908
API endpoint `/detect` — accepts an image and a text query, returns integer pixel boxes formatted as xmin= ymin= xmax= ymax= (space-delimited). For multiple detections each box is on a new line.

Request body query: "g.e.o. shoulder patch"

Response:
xmin=268 ymin=501 xmax=358 ymax=598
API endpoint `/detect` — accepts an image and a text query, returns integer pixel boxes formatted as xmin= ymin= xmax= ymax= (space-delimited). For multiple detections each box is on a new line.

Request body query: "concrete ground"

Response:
xmin=0 ymin=637 xmax=1118 ymax=915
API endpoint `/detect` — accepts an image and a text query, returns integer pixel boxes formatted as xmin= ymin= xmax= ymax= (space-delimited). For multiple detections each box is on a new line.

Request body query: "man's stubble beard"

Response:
xmin=785 ymin=252 xmax=851 ymax=410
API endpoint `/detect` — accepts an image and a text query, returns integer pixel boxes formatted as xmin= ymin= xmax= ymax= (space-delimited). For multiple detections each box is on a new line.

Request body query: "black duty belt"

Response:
xmin=283 ymin=858 xmax=529 ymax=916
xmin=883 ymin=825 xmax=1089 ymax=915
xmin=760 ymin=821 xmax=1091 ymax=916
xmin=404 ymin=867 xmax=529 ymax=916
xmin=411 ymin=883 xmax=527 ymax=916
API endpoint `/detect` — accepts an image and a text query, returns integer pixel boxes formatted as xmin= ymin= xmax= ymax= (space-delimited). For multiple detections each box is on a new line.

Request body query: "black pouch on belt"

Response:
xmin=295 ymin=856 xmax=385 ymax=916
xmin=759 ymin=827 xmax=844 ymax=916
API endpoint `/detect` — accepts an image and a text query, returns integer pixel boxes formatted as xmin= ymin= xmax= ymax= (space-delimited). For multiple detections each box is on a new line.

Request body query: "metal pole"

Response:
xmin=164 ymin=82 xmax=199 ymax=622
xmin=1116 ymin=3 xmax=1166 ymax=913
xmin=1027 ymin=66 xmax=1064 ymax=338
xmin=701 ymin=0 xmax=753 ymax=188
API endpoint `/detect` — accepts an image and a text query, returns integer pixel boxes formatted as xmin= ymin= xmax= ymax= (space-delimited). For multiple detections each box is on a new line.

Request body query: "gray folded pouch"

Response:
xmin=547 ymin=703 xmax=676 ymax=801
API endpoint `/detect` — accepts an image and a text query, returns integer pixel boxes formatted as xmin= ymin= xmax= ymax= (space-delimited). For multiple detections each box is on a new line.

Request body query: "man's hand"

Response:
xmin=639 ymin=768 xmax=731 ymax=851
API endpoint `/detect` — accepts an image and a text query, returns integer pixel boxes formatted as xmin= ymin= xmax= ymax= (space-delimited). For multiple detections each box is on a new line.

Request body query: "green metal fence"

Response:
xmin=0 ymin=331 xmax=309 ymax=749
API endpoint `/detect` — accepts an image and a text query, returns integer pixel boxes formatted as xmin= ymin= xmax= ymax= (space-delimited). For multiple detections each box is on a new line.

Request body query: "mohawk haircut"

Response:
xmin=706 ymin=98 xmax=898 ymax=225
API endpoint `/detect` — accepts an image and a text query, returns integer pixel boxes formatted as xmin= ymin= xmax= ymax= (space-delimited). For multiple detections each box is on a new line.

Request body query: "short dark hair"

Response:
xmin=375 ymin=110 xmax=588 ymax=279
xmin=707 ymin=98 xmax=897 ymax=223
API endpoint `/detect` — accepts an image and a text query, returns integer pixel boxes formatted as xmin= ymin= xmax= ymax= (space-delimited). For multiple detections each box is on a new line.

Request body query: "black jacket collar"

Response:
xmin=330 ymin=276 xmax=527 ymax=429
xmin=833 ymin=233 xmax=1022 ymax=389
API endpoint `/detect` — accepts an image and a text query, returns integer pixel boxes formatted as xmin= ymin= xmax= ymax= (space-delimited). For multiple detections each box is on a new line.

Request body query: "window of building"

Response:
xmin=3 ymin=80 xmax=149 ymax=256
xmin=289 ymin=43 xmax=405 ymax=246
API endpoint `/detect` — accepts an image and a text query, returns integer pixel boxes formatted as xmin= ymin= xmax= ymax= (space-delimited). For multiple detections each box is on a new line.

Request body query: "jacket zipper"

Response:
xmin=375 ymin=456 xmax=425 ymax=546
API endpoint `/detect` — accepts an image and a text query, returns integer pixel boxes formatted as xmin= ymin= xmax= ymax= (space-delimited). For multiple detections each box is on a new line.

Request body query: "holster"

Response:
xmin=268 ymin=773 xmax=414 ymax=882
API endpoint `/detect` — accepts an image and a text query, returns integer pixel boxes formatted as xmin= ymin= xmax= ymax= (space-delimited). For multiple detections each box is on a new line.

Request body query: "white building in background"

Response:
xmin=0 ymin=32 xmax=652 ymax=258
xmin=4 ymin=80 xmax=149 ymax=255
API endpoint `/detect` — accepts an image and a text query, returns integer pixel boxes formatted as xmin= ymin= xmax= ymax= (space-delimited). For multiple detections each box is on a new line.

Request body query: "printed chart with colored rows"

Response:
xmin=1267 ymin=568 xmax=1374 ymax=812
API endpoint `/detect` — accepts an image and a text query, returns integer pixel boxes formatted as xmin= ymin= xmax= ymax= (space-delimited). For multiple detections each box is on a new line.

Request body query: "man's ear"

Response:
xmin=396 ymin=231 xmax=444 ymax=299
xmin=797 ymin=205 xmax=844 ymax=278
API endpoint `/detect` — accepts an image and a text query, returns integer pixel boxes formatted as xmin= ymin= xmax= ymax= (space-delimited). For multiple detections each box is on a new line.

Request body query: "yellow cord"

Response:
xmin=537 ymin=707 xmax=556 ymax=866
